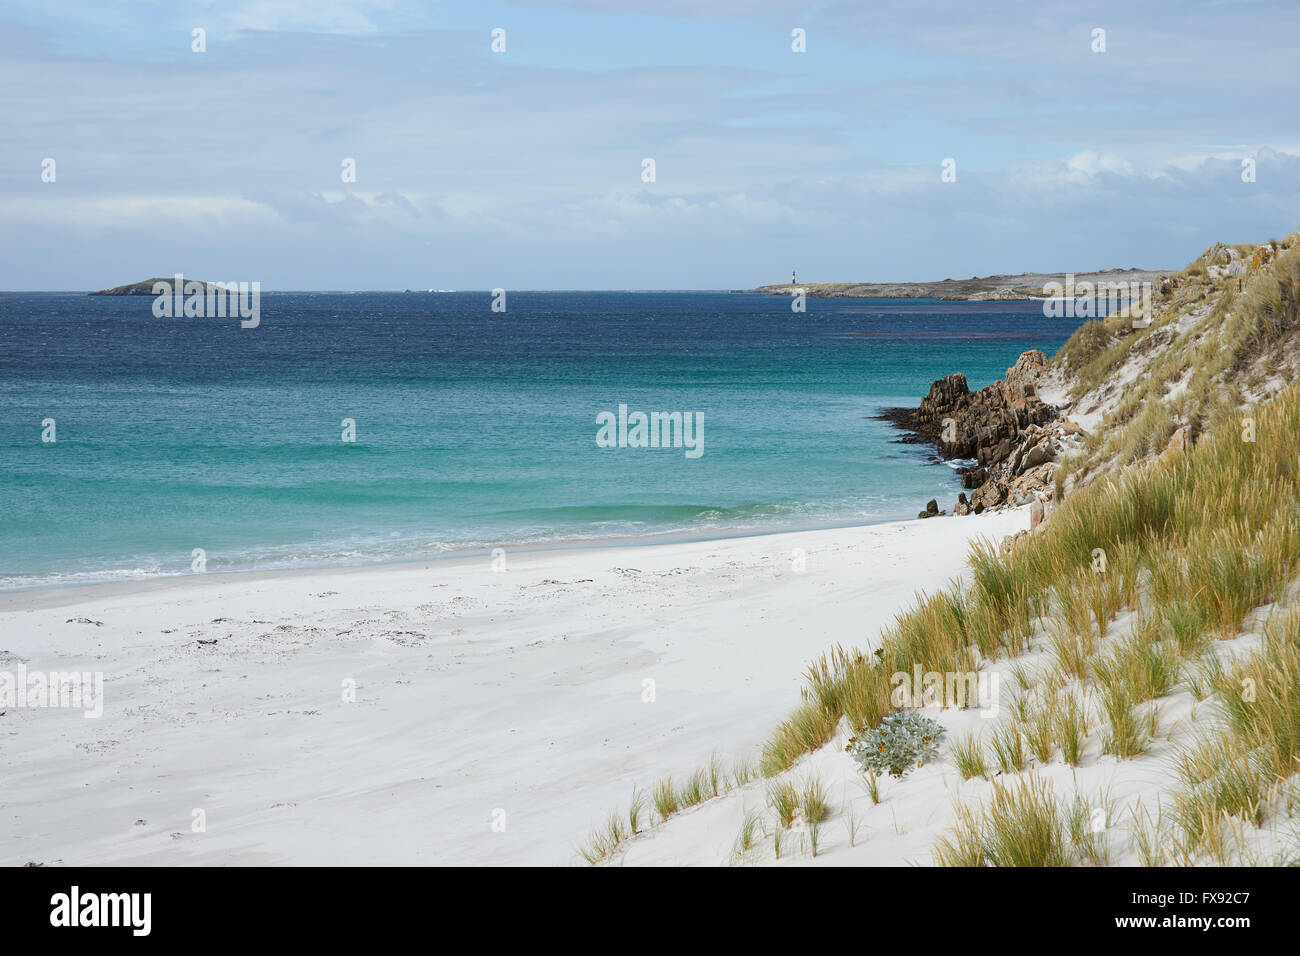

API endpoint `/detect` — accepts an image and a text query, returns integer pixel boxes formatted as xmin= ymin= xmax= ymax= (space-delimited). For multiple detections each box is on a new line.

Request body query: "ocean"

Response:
xmin=0 ymin=291 xmax=1080 ymax=589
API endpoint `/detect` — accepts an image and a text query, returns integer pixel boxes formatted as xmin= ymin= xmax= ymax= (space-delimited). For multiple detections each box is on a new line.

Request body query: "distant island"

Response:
xmin=90 ymin=277 xmax=226 ymax=296
xmin=739 ymin=267 xmax=1170 ymax=301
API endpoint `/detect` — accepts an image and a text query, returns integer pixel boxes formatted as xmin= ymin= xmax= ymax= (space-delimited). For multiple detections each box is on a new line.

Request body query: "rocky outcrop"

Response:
xmin=881 ymin=350 xmax=1079 ymax=518
xmin=888 ymin=350 xmax=1057 ymax=464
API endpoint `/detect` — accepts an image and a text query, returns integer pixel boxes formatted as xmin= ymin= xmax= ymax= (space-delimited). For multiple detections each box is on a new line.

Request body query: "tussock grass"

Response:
xmin=801 ymin=776 xmax=832 ymax=826
xmin=767 ymin=780 xmax=800 ymax=829
xmin=577 ymin=812 xmax=628 ymax=864
xmin=1022 ymin=694 xmax=1060 ymax=764
xmin=950 ymin=733 xmax=988 ymax=780
xmin=1128 ymin=799 xmax=1170 ymax=867
xmin=1091 ymin=626 xmax=1180 ymax=706
xmin=1098 ymin=680 xmax=1150 ymax=759
xmin=1186 ymin=650 xmax=1226 ymax=700
xmin=731 ymin=808 xmax=763 ymax=860
xmin=707 ymin=753 xmax=725 ymax=797
xmin=1055 ymin=691 xmax=1090 ymax=766
xmin=627 ymin=787 xmax=645 ymax=835
xmin=730 ymin=759 xmax=757 ymax=789
xmin=990 ymin=722 xmax=1027 ymax=773
xmin=1162 ymin=598 xmax=1210 ymax=656
xmin=652 ymin=778 xmax=679 ymax=821
xmin=678 ymin=768 xmax=710 ymax=808
xmin=1068 ymin=792 xmax=1113 ymax=866
xmin=1050 ymin=624 xmax=1096 ymax=681
xmin=1213 ymin=611 xmax=1300 ymax=780
xmin=934 ymin=774 xmax=1073 ymax=867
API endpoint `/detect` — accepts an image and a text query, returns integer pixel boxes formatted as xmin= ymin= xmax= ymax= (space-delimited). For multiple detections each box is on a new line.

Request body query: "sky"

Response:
xmin=1 ymin=0 xmax=1298 ymax=290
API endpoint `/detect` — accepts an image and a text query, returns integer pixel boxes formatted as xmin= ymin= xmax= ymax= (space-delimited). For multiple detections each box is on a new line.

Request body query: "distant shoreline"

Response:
xmin=740 ymin=267 xmax=1171 ymax=301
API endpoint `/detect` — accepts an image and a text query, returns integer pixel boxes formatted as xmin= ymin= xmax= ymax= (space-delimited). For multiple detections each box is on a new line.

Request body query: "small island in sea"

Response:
xmin=89 ymin=277 xmax=226 ymax=296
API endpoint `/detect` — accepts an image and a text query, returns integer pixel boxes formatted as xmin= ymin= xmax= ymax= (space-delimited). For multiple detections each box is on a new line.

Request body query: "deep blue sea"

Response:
xmin=0 ymin=291 xmax=1081 ymax=589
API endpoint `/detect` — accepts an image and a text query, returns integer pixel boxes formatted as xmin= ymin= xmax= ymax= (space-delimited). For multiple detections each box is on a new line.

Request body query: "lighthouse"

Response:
xmin=791 ymin=269 xmax=797 ymax=285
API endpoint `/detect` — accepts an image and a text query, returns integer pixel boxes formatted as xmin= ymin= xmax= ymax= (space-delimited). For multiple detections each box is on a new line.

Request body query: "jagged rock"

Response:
xmin=886 ymin=350 xmax=1056 ymax=462
xmin=880 ymin=349 xmax=1066 ymax=519
xmin=918 ymin=498 xmax=942 ymax=518
xmin=971 ymin=481 xmax=1006 ymax=512
xmin=954 ymin=492 xmax=970 ymax=516
xmin=1029 ymin=498 xmax=1044 ymax=530
xmin=1019 ymin=441 xmax=1054 ymax=474
xmin=1007 ymin=463 xmax=1054 ymax=506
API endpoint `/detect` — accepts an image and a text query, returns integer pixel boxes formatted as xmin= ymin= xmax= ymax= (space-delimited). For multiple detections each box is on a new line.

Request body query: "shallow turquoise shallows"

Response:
xmin=0 ymin=291 xmax=1080 ymax=589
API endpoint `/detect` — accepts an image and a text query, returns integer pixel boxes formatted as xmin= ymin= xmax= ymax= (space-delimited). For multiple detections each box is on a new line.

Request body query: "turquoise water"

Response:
xmin=0 ymin=291 xmax=1080 ymax=589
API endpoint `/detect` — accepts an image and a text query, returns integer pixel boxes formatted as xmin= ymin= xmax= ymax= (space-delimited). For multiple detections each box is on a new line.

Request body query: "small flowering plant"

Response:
xmin=847 ymin=711 xmax=945 ymax=778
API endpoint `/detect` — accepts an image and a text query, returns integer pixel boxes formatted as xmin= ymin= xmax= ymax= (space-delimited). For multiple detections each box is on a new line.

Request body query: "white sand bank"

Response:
xmin=0 ymin=510 xmax=1025 ymax=866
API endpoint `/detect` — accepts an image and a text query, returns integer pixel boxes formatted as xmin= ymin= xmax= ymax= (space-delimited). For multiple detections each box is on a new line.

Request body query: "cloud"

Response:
xmin=0 ymin=2 xmax=1297 ymax=288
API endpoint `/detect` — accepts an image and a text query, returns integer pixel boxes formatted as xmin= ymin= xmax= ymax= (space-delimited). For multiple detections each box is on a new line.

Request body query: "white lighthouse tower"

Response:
xmin=791 ymin=269 xmax=797 ymax=286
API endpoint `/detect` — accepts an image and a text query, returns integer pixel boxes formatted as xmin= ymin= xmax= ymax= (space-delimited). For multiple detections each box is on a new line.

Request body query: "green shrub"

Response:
xmin=848 ymin=711 xmax=944 ymax=778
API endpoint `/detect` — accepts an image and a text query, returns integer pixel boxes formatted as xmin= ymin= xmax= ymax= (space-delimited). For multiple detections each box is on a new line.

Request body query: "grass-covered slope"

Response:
xmin=1049 ymin=231 xmax=1300 ymax=487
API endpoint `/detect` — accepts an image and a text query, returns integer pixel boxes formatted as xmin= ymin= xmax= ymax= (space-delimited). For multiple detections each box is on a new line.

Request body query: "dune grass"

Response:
xmin=731 ymin=808 xmax=764 ymax=861
xmin=652 ymin=778 xmax=679 ymax=821
xmin=678 ymin=768 xmax=710 ymax=809
xmin=1171 ymin=609 xmax=1300 ymax=860
xmin=577 ymin=812 xmax=629 ymax=864
xmin=949 ymin=732 xmax=988 ymax=780
xmin=1055 ymin=691 xmax=1090 ymax=767
xmin=933 ymin=775 xmax=1071 ymax=867
xmin=767 ymin=779 xmax=800 ymax=828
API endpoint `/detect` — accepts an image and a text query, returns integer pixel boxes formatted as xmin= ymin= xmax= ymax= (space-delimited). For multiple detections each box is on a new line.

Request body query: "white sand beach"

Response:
xmin=0 ymin=510 xmax=1025 ymax=866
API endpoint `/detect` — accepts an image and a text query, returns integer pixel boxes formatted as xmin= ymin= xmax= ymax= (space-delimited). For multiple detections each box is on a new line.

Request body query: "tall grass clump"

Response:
xmin=949 ymin=733 xmax=987 ymax=780
xmin=990 ymin=721 xmax=1026 ymax=773
xmin=731 ymin=808 xmax=763 ymax=861
xmin=933 ymin=775 xmax=1071 ymax=867
xmin=652 ymin=778 xmax=679 ymax=821
xmin=1091 ymin=625 xmax=1181 ymax=705
xmin=1055 ymin=691 xmax=1090 ymax=767
xmin=767 ymin=780 xmax=800 ymax=829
